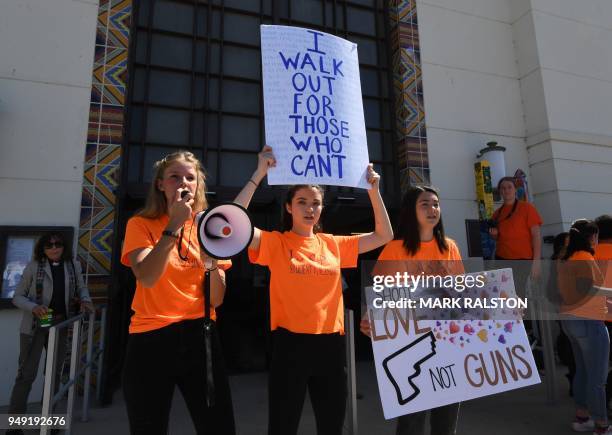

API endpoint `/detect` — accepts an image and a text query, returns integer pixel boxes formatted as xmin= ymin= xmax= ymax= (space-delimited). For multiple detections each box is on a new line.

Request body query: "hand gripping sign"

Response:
xmin=260 ymin=25 xmax=370 ymax=189
xmin=365 ymin=268 xmax=540 ymax=419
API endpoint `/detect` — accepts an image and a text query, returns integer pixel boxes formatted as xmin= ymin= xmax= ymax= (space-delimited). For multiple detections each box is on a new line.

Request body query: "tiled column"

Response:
xmin=79 ymin=0 xmax=132 ymax=299
xmin=388 ymin=0 xmax=430 ymax=193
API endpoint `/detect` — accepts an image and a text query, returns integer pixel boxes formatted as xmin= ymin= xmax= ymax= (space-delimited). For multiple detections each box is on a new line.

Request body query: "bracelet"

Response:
xmin=248 ymin=179 xmax=259 ymax=187
xmin=207 ymin=266 xmax=218 ymax=272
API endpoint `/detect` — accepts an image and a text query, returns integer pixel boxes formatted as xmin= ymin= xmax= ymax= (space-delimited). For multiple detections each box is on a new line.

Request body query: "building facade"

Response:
xmin=1 ymin=0 xmax=611 ymax=404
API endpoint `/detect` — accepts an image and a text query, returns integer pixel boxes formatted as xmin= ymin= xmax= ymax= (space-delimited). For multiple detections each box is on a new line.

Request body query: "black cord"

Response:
xmin=177 ymin=214 xmax=197 ymax=261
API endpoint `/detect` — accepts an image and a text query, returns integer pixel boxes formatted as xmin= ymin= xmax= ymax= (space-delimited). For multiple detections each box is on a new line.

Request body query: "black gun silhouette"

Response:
xmin=382 ymin=330 xmax=437 ymax=405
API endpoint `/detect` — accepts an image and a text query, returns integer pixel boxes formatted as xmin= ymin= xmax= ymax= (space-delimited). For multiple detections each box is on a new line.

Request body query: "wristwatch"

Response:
xmin=162 ymin=229 xmax=180 ymax=239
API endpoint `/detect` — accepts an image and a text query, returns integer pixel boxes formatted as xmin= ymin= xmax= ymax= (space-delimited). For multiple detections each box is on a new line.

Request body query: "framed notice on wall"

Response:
xmin=0 ymin=226 xmax=74 ymax=308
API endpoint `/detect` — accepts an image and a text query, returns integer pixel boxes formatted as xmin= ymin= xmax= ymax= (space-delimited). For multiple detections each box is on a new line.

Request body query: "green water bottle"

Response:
xmin=39 ymin=308 xmax=53 ymax=328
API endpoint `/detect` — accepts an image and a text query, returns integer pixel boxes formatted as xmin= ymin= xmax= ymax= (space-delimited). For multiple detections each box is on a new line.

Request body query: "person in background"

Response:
xmin=361 ymin=186 xmax=463 ymax=435
xmin=121 ymin=151 xmax=234 ymax=435
xmin=234 ymin=146 xmax=393 ymax=435
xmin=594 ymin=214 xmax=612 ymax=411
xmin=594 ymin=214 xmax=612 ymax=288
xmin=489 ymin=176 xmax=543 ymax=285
xmin=8 ymin=232 xmax=93 ymax=435
xmin=558 ymin=219 xmax=608 ymax=434
xmin=549 ymin=232 xmax=575 ymax=396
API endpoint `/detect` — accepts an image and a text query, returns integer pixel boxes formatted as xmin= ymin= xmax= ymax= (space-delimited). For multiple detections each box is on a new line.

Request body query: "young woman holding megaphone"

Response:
xmin=234 ymin=145 xmax=393 ymax=435
xmin=121 ymin=151 xmax=235 ymax=435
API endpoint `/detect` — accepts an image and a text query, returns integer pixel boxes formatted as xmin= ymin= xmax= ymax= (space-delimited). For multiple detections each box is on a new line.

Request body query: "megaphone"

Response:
xmin=196 ymin=202 xmax=254 ymax=259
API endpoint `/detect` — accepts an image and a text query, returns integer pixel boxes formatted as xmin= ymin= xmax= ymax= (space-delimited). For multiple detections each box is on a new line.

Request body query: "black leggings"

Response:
xmin=268 ymin=328 xmax=347 ymax=435
xmin=123 ymin=319 xmax=235 ymax=435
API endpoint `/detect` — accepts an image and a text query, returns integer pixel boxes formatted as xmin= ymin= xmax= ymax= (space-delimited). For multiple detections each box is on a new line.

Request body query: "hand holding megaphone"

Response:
xmin=167 ymin=189 xmax=194 ymax=231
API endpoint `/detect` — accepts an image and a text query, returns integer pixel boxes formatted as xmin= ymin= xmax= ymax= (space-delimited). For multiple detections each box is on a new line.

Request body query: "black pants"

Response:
xmin=122 ymin=319 xmax=235 ymax=435
xmin=396 ymin=403 xmax=460 ymax=435
xmin=268 ymin=328 xmax=347 ymax=435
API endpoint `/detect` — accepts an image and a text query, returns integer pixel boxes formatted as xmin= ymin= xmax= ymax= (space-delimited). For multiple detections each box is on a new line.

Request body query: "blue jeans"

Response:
xmin=562 ymin=320 xmax=610 ymax=422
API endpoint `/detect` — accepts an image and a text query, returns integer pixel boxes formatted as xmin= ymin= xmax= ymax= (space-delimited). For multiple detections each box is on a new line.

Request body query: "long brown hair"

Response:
xmin=281 ymin=185 xmax=325 ymax=233
xmin=563 ymin=219 xmax=598 ymax=260
xmin=138 ymin=151 xmax=208 ymax=219
xmin=397 ymin=186 xmax=448 ymax=256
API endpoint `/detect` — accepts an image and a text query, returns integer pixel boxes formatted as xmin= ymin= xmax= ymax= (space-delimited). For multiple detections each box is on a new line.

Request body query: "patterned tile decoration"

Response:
xmin=388 ymin=0 xmax=430 ymax=192
xmin=78 ymin=0 xmax=131 ymax=302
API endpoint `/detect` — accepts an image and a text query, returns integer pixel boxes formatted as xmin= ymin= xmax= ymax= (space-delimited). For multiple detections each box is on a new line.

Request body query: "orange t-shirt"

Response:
xmin=595 ymin=242 xmax=612 ymax=288
xmin=375 ymin=238 xmax=464 ymax=275
xmin=121 ymin=214 xmax=231 ymax=333
xmin=493 ymin=201 xmax=542 ymax=259
xmin=559 ymin=251 xmax=606 ymax=319
xmin=248 ymin=231 xmax=359 ymax=334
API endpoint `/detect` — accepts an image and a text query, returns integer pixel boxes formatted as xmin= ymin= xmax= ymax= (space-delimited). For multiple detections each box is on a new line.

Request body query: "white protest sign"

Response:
xmin=365 ymin=268 xmax=540 ymax=419
xmin=261 ymin=25 xmax=370 ymax=188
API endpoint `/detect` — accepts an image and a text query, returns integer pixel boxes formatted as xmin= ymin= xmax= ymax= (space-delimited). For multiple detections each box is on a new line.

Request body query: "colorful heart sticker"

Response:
xmin=464 ymin=324 xmax=475 ymax=335
xmin=477 ymin=329 xmax=488 ymax=342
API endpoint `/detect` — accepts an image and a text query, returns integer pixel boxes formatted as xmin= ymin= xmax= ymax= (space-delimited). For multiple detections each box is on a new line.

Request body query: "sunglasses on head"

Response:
xmin=44 ymin=241 xmax=64 ymax=249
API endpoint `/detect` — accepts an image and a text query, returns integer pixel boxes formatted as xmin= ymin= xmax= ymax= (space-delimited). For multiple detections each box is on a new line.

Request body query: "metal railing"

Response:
xmin=344 ymin=309 xmax=358 ymax=435
xmin=40 ymin=306 xmax=107 ymax=435
xmin=525 ymin=280 xmax=558 ymax=403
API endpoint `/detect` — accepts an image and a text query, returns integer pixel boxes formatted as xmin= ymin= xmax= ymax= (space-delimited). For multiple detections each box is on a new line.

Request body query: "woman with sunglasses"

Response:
xmin=8 ymin=232 xmax=93 ymax=427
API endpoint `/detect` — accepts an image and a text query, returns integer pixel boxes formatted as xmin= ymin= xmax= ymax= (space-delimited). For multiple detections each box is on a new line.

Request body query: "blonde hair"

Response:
xmin=138 ymin=151 xmax=208 ymax=219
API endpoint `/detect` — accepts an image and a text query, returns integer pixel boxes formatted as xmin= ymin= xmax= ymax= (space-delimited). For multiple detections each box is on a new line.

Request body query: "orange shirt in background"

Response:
xmin=121 ymin=214 xmax=231 ymax=333
xmin=559 ymin=250 xmax=605 ymax=320
xmin=248 ymin=231 xmax=359 ymax=334
xmin=595 ymin=242 xmax=612 ymax=288
xmin=493 ymin=201 xmax=542 ymax=259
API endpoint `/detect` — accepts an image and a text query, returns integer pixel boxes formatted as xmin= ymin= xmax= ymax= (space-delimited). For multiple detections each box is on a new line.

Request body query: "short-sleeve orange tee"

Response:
xmin=248 ymin=231 xmax=359 ymax=334
xmin=595 ymin=243 xmax=612 ymax=288
xmin=493 ymin=201 xmax=542 ymax=259
xmin=559 ymin=251 xmax=606 ymax=319
xmin=375 ymin=239 xmax=464 ymax=275
xmin=121 ymin=214 xmax=231 ymax=333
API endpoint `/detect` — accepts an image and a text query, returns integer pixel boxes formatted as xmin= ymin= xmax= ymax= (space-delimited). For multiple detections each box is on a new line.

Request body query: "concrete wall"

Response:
xmin=0 ymin=0 xmax=97 ymax=406
xmin=513 ymin=0 xmax=612 ymax=235
xmin=418 ymin=0 xmax=612 ymax=256
xmin=416 ymin=0 xmax=530 ymax=256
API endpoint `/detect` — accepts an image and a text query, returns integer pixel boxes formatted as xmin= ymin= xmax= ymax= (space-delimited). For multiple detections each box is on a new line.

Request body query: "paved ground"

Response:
xmin=2 ymin=361 xmax=581 ymax=435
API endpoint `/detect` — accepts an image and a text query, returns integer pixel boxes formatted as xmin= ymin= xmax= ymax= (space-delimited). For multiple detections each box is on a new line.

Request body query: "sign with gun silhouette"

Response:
xmin=261 ymin=25 xmax=370 ymax=188
xmin=365 ymin=268 xmax=540 ymax=419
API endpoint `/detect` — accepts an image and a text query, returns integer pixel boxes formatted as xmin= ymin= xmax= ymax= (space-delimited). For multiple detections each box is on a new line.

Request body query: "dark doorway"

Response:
xmin=101 ymin=0 xmax=398 ymax=403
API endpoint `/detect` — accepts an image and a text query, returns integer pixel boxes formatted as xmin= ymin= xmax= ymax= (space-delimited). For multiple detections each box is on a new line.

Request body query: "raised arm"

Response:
xmin=357 ymin=164 xmax=394 ymax=254
xmin=233 ymin=145 xmax=276 ymax=251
